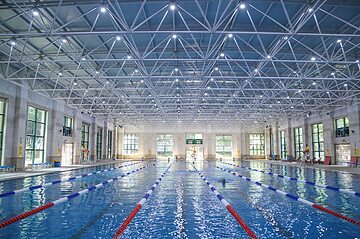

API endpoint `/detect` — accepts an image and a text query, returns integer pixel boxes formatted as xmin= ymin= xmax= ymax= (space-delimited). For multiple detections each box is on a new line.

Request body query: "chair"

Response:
xmin=348 ymin=156 xmax=358 ymax=168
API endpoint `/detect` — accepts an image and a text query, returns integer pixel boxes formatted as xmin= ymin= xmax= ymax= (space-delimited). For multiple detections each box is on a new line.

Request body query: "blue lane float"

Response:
xmin=190 ymin=163 xmax=257 ymax=239
xmin=113 ymin=163 xmax=173 ymax=238
xmin=0 ymin=163 xmax=155 ymax=229
xmin=210 ymin=163 xmax=360 ymax=226
xmin=220 ymin=161 xmax=360 ymax=197
xmin=0 ymin=161 xmax=142 ymax=198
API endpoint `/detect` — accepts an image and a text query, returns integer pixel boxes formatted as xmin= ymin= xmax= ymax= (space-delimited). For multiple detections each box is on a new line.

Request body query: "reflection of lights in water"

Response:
xmin=174 ymin=180 xmax=186 ymax=236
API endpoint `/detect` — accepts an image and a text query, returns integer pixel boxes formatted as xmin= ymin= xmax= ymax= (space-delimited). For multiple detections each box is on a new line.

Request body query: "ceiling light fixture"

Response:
xmin=32 ymin=10 xmax=39 ymax=16
xmin=100 ymin=6 xmax=107 ymax=13
xmin=170 ymin=4 xmax=176 ymax=10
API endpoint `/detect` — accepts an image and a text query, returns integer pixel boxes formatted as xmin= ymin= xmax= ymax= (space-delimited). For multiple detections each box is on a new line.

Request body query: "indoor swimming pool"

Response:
xmin=0 ymin=160 xmax=359 ymax=238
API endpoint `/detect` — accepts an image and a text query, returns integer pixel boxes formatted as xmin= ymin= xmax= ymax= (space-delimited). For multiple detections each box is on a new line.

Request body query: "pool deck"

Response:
xmin=0 ymin=160 xmax=137 ymax=182
xmin=243 ymin=159 xmax=360 ymax=175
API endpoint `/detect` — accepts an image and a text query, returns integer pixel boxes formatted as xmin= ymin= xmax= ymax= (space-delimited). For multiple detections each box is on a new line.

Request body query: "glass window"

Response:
xmin=250 ymin=134 xmax=265 ymax=156
xmin=216 ymin=135 xmax=232 ymax=159
xmin=107 ymin=130 xmax=113 ymax=159
xmin=81 ymin=123 xmax=90 ymax=161
xmin=63 ymin=116 xmax=73 ymax=137
xmin=25 ymin=106 xmax=47 ymax=165
xmin=157 ymin=134 xmax=173 ymax=157
xmin=96 ymin=128 xmax=103 ymax=160
xmin=335 ymin=117 xmax=349 ymax=137
xmin=185 ymin=133 xmax=203 ymax=140
xmin=123 ymin=134 xmax=139 ymax=154
xmin=280 ymin=131 xmax=287 ymax=159
xmin=294 ymin=127 xmax=303 ymax=159
xmin=312 ymin=123 xmax=324 ymax=160
xmin=0 ymin=99 xmax=5 ymax=165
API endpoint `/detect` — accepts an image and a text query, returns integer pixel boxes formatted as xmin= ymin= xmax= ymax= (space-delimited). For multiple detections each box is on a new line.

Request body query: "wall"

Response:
xmin=0 ymin=78 xmax=116 ymax=170
xmin=116 ymin=126 xmax=266 ymax=160
xmin=273 ymin=105 xmax=360 ymax=164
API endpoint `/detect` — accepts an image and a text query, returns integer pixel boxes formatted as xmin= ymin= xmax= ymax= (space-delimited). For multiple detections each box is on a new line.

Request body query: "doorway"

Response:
xmin=186 ymin=146 xmax=204 ymax=161
xmin=335 ymin=144 xmax=351 ymax=165
xmin=61 ymin=143 xmax=73 ymax=166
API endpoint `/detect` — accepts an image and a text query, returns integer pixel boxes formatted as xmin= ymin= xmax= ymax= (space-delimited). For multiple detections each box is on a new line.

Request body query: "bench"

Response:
xmin=0 ymin=165 xmax=16 ymax=173
xmin=28 ymin=162 xmax=52 ymax=170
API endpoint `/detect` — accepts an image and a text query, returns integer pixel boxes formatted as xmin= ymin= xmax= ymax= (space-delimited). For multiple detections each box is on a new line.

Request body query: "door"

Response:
xmin=186 ymin=146 xmax=204 ymax=161
xmin=61 ymin=143 xmax=73 ymax=166
xmin=335 ymin=144 xmax=351 ymax=165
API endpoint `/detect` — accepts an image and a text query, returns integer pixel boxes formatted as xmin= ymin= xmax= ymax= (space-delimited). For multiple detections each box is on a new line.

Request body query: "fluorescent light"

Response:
xmin=170 ymin=4 xmax=176 ymax=10
xmin=227 ymin=33 xmax=233 ymax=38
xmin=116 ymin=36 xmax=121 ymax=41
xmin=220 ymin=52 xmax=225 ymax=57
xmin=172 ymin=34 xmax=177 ymax=39
xmin=336 ymin=39 xmax=342 ymax=43
xmin=239 ymin=3 xmax=246 ymax=9
xmin=61 ymin=38 xmax=67 ymax=43
xmin=10 ymin=41 xmax=16 ymax=46
xmin=311 ymin=57 xmax=316 ymax=61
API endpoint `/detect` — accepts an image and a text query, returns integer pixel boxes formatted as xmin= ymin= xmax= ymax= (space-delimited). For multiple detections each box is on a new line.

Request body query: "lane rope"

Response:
xmin=0 ymin=161 xmax=142 ymax=198
xmin=0 ymin=163 xmax=154 ymax=229
xmin=210 ymin=163 xmax=360 ymax=226
xmin=190 ymin=163 xmax=257 ymax=239
xmin=219 ymin=161 xmax=360 ymax=197
xmin=113 ymin=163 xmax=173 ymax=239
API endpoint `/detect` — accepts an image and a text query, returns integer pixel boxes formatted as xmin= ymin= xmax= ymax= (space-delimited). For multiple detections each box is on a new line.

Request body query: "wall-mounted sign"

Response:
xmin=186 ymin=139 xmax=203 ymax=144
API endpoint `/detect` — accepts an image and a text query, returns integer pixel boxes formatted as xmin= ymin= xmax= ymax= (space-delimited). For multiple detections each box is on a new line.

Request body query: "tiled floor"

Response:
xmin=0 ymin=160 xmax=133 ymax=182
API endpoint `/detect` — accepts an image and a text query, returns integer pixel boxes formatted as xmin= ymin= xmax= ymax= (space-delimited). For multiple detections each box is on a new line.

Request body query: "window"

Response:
xmin=123 ymin=134 xmax=139 ymax=154
xmin=26 ymin=106 xmax=47 ymax=165
xmin=157 ymin=134 xmax=173 ymax=157
xmin=81 ymin=123 xmax=90 ymax=161
xmin=216 ymin=135 xmax=232 ymax=159
xmin=96 ymin=128 xmax=103 ymax=160
xmin=63 ymin=116 xmax=73 ymax=137
xmin=294 ymin=127 xmax=303 ymax=158
xmin=185 ymin=133 xmax=203 ymax=140
xmin=335 ymin=117 xmax=349 ymax=138
xmin=107 ymin=130 xmax=113 ymax=159
xmin=312 ymin=123 xmax=324 ymax=159
xmin=250 ymin=134 xmax=265 ymax=156
xmin=0 ymin=99 xmax=6 ymax=165
xmin=280 ymin=131 xmax=287 ymax=159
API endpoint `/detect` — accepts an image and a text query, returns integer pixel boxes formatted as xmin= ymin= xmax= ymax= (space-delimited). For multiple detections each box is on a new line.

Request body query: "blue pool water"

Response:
xmin=0 ymin=160 xmax=359 ymax=238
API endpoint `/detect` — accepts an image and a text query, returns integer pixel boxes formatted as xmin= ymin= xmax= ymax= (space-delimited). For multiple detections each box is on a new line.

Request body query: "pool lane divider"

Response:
xmin=220 ymin=161 xmax=360 ymax=197
xmin=0 ymin=163 xmax=155 ymax=229
xmin=113 ymin=163 xmax=173 ymax=239
xmin=190 ymin=163 xmax=258 ymax=239
xmin=0 ymin=161 xmax=142 ymax=198
xmin=211 ymin=163 xmax=360 ymax=226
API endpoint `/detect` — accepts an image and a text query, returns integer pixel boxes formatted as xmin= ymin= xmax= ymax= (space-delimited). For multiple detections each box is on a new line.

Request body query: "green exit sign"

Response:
xmin=186 ymin=139 xmax=203 ymax=144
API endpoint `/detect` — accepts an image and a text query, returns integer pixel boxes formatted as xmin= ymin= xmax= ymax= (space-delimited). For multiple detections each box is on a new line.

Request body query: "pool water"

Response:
xmin=0 ymin=160 xmax=359 ymax=238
